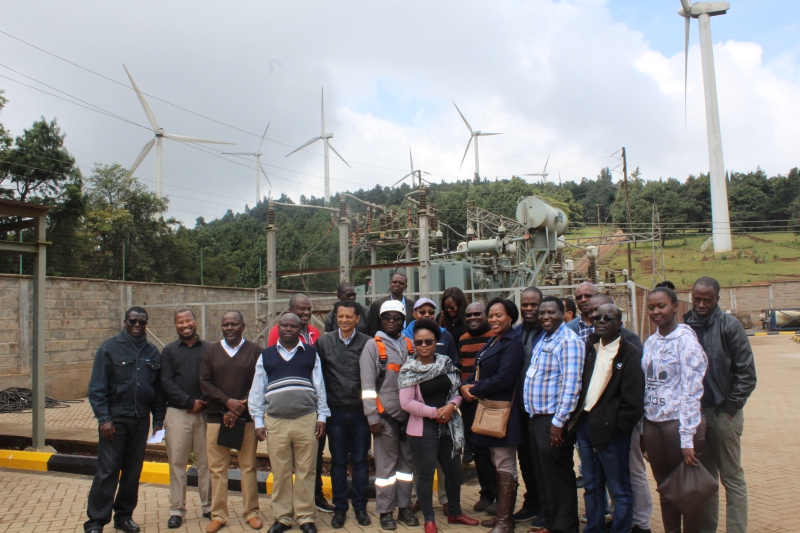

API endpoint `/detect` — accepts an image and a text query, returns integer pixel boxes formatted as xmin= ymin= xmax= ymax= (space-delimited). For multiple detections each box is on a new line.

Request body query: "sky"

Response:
xmin=2 ymin=0 xmax=799 ymax=225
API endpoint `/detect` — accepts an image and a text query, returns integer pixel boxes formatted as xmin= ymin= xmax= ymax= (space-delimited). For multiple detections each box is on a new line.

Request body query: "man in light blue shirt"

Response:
xmin=249 ymin=313 xmax=329 ymax=533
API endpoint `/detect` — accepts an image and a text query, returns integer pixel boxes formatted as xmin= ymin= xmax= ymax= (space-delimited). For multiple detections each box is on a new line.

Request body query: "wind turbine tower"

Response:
xmin=286 ymin=88 xmax=350 ymax=205
xmin=393 ymin=147 xmax=431 ymax=188
xmin=679 ymin=1 xmax=733 ymax=253
xmin=222 ymin=124 xmax=272 ymax=204
xmin=453 ymin=102 xmax=501 ymax=180
xmin=124 ymin=65 xmax=234 ymax=197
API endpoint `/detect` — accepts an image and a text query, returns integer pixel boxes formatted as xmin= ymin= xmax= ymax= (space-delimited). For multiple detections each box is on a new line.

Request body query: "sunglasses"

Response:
xmin=465 ymin=312 xmax=483 ymax=318
xmin=443 ymin=306 xmax=458 ymax=311
xmin=127 ymin=319 xmax=148 ymax=326
xmin=575 ymin=294 xmax=595 ymax=300
xmin=414 ymin=339 xmax=436 ymax=347
xmin=381 ymin=314 xmax=404 ymax=323
xmin=594 ymin=314 xmax=618 ymax=323
xmin=415 ymin=309 xmax=436 ymax=316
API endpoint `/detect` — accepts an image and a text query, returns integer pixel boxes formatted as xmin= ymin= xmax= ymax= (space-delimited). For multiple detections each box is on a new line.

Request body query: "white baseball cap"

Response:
xmin=379 ymin=300 xmax=406 ymax=316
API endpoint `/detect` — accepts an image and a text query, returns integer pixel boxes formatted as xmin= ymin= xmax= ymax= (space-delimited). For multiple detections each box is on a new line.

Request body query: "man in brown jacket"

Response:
xmin=199 ymin=311 xmax=264 ymax=533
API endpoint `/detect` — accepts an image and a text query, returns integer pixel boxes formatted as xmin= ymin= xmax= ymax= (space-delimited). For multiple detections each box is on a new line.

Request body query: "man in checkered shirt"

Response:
xmin=523 ymin=296 xmax=584 ymax=533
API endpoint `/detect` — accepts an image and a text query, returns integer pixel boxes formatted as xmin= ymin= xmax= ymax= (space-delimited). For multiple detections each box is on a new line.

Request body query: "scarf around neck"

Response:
xmin=123 ymin=328 xmax=148 ymax=348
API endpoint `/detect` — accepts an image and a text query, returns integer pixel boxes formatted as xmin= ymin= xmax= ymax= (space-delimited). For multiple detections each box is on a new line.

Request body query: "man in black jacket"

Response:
xmin=569 ymin=303 xmax=644 ymax=533
xmin=685 ymin=276 xmax=757 ymax=533
xmin=160 ymin=309 xmax=212 ymax=529
xmin=367 ymin=272 xmax=415 ymax=335
xmin=85 ymin=306 xmax=164 ymax=533
xmin=315 ymin=300 xmax=372 ymax=529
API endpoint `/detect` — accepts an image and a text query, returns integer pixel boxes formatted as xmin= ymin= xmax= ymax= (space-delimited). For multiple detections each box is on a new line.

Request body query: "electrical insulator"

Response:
xmin=339 ymin=196 xmax=347 ymax=219
xmin=555 ymin=250 xmax=563 ymax=270
xmin=267 ymin=200 xmax=275 ymax=226
xmin=419 ymin=188 xmax=427 ymax=210
xmin=589 ymin=258 xmax=598 ymax=284
xmin=435 ymin=230 xmax=444 ymax=254
xmin=430 ymin=213 xmax=437 ymax=231
xmin=498 ymin=224 xmax=506 ymax=240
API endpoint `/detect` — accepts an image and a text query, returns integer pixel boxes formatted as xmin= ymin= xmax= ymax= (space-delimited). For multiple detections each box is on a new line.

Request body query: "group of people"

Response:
xmin=83 ymin=272 xmax=756 ymax=533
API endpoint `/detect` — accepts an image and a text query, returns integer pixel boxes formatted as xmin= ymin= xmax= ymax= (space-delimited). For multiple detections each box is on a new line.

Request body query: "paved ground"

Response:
xmin=0 ymin=335 xmax=797 ymax=532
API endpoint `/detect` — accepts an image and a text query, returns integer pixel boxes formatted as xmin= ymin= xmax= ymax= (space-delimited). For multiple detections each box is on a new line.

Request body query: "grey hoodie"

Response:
xmin=360 ymin=331 xmax=413 ymax=425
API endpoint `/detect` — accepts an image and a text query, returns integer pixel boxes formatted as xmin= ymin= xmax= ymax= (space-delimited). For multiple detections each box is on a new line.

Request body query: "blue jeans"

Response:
xmin=576 ymin=418 xmax=633 ymax=533
xmin=327 ymin=409 xmax=370 ymax=511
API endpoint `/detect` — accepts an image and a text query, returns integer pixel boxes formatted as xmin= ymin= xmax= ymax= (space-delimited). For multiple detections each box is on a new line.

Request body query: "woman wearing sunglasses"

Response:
xmin=399 ymin=319 xmax=478 ymax=533
xmin=460 ymin=297 xmax=524 ymax=533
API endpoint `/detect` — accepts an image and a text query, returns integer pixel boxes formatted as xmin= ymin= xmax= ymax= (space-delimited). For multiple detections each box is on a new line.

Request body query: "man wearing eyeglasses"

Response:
xmin=367 ymin=272 xmax=416 ymax=335
xmin=566 ymin=282 xmax=599 ymax=348
xmin=567 ymin=304 xmax=644 ymax=533
xmin=360 ymin=300 xmax=420 ymax=531
xmin=85 ymin=307 xmax=165 ymax=533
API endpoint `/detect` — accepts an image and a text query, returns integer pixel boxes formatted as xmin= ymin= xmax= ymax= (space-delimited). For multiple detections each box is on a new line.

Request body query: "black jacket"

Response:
xmin=462 ymin=327 xmax=525 ymax=448
xmin=160 ymin=337 xmax=211 ymax=409
xmin=568 ymin=333 xmax=644 ymax=449
xmin=315 ymin=330 xmax=371 ymax=411
xmin=88 ymin=330 xmax=165 ymax=426
xmin=323 ymin=303 xmax=370 ymax=335
xmin=684 ymin=306 xmax=757 ymax=416
xmin=368 ymin=295 xmax=416 ymax=335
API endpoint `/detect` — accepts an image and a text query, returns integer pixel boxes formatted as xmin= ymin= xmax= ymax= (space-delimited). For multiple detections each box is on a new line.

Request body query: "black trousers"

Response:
xmin=409 ymin=418 xmax=464 ymax=523
xmin=315 ymin=433 xmax=327 ymax=499
xmin=529 ymin=414 xmax=579 ymax=533
xmin=84 ymin=415 xmax=150 ymax=532
xmin=517 ymin=412 xmax=541 ymax=512
xmin=461 ymin=401 xmax=497 ymax=502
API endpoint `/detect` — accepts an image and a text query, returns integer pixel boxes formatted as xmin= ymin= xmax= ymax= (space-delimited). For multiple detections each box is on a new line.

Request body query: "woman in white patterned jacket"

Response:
xmin=641 ymin=286 xmax=709 ymax=533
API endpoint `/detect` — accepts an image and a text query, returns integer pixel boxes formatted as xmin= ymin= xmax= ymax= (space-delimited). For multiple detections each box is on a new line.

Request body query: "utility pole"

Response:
xmin=338 ymin=197 xmax=350 ymax=283
xmin=622 ymin=147 xmax=633 ymax=280
xmin=595 ymin=204 xmax=603 ymax=234
xmin=266 ymin=200 xmax=277 ymax=324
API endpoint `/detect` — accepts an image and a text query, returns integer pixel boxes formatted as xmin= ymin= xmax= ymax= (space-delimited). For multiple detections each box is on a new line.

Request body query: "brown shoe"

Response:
xmin=481 ymin=516 xmax=498 ymax=528
xmin=206 ymin=519 xmax=224 ymax=533
xmin=247 ymin=516 xmax=264 ymax=530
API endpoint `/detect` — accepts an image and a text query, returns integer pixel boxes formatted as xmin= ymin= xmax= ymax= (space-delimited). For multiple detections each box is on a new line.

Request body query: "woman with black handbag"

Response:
xmin=460 ymin=297 xmax=524 ymax=533
xmin=642 ymin=287 xmax=709 ymax=533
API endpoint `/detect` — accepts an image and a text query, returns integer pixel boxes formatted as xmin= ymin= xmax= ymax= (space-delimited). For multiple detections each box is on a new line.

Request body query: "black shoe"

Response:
xmin=299 ymin=524 xmax=317 ymax=533
xmin=462 ymin=450 xmax=474 ymax=464
xmin=315 ymin=496 xmax=335 ymax=513
xmin=485 ymin=501 xmax=499 ymax=515
xmin=203 ymin=512 xmax=212 ymax=519
xmin=529 ymin=514 xmax=547 ymax=530
xmin=512 ymin=507 xmax=538 ymax=521
xmin=267 ymin=522 xmax=291 ymax=533
xmin=473 ymin=497 xmax=494 ymax=513
xmin=355 ymin=510 xmax=371 ymax=526
xmin=331 ymin=510 xmax=347 ymax=529
xmin=86 ymin=530 xmax=103 ymax=533
xmin=631 ymin=526 xmax=652 ymax=533
xmin=397 ymin=507 xmax=419 ymax=527
xmin=167 ymin=516 xmax=183 ymax=529
xmin=114 ymin=518 xmax=141 ymax=533
xmin=576 ymin=475 xmax=584 ymax=488
xmin=379 ymin=512 xmax=397 ymax=530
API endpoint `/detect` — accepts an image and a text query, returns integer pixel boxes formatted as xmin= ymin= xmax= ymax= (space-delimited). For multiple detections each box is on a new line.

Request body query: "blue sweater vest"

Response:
xmin=262 ymin=344 xmax=317 ymax=419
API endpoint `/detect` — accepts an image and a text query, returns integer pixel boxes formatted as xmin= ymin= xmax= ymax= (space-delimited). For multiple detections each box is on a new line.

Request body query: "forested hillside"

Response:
xmin=2 ymin=91 xmax=799 ymax=292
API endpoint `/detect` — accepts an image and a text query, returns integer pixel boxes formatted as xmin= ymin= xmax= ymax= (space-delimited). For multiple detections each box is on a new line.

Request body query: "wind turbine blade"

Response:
xmin=459 ymin=136 xmax=473 ymax=169
xmin=259 ymin=162 xmax=273 ymax=188
xmin=123 ymin=64 xmax=159 ymax=131
xmin=285 ymin=136 xmax=322 ymax=157
xmin=679 ymin=0 xmax=691 ymax=12
xmin=221 ymin=152 xmax=257 ymax=155
xmin=393 ymin=173 xmax=413 ymax=187
xmin=164 ymin=134 xmax=234 ymax=145
xmin=543 ymin=153 xmax=550 ymax=174
xmin=257 ymin=123 xmax=270 ymax=152
xmin=321 ymin=87 xmax=325 ymax=134
xmin=328 ymin=142 xmax=351 ymax=168
xmin=523 ymin=173 xmax=542 ymax=177
xmin=684 ymin=15 xmax=690 ymax=128
xmin=558 ymin=170 xmax=562 ymax=185
xmin=409 ymin=147 xmax=414 ymax=172
xmin=129 ymin=138 xmax=155 ymax=176
xmin=478 ymin=132 xmax=502 ymax=136
xmin=452 ymin=101 xmax=473 ymax=132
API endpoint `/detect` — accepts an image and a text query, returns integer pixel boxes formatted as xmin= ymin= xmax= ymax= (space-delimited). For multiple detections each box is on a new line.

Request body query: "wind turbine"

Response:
xmin=124 ymin=65 xmax=234 ymax=197
xmin=524 ymin=154 xmax=550 ymax=184
xmin=453 ymin=102 xmax=501 ymax=180
xmin=222 ymin=124 xmax=272 ymax=204
xmin=286 ymin=88 xmax=350 ymax=205
xmin=393 ymin=147 xmax=431 ymax=188
xmin=678 ymin=0 xmax=733 ymax=253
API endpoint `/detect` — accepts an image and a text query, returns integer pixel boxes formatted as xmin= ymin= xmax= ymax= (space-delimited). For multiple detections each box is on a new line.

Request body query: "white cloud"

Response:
xmin=1 ymin=0 xmax=798 ymax=223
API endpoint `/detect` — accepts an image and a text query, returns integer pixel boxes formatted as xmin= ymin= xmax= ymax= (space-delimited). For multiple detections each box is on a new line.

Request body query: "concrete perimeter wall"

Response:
xmin=676 ymin=280 xmax=800 ymax=324
xmin=0 ymin=274 xmax=332 ymax=400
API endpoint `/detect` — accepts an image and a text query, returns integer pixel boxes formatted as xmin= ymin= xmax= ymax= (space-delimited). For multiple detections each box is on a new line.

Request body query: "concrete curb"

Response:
xmin=747 ymin=330 xmax=799 ymax=337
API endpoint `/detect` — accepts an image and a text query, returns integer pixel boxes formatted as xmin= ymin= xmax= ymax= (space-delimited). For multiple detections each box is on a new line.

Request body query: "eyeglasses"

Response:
xmin=465 ymin=312 xmax=483 ymax=318
xmin=381 ymin=314 xmax=404 ymax=323
xmin=414 ymin=339 xmax=436 ymax=347
xmin=127 ymin=319 xmax=148 ymax=326
xmin=575 ymin=294 xmax=595 ymax=300
xmin=594 ymin=314 xmax=618 ymax=323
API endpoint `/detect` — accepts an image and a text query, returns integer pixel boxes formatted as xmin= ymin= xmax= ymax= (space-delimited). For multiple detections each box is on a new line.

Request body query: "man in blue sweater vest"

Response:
xmin=249 ymin=313 xmax=330 ymax=533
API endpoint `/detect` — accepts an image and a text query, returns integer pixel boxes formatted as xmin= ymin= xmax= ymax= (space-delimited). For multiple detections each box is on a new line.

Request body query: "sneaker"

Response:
xmin=581 ymin=514 xmax=588 ymax=523
xmin=315 ymin=496 xmax=335 ymax=513
xmin=576 ymin=475 xmax=584 ymax=489
xmin=473 ymin=498 xmax=494 ymax=513
xmin=462 ymin=450 xmax=474 ymax=465
xmin=630 ymin=526 xmax=651 ymax=533
xmin=529 ymin=514 xmax=547 ymax=530
xmin=513 ymin=507 xmax=538 ymax=521
xmin=397 ymin=508 xmax=420 ymax=527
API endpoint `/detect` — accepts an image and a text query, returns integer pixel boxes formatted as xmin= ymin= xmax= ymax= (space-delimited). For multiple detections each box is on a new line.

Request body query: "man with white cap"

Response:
xmin=360 ymin=300 xmax=420 ymax=531
xmin=402 ymin=298 xmax=459 ymax=365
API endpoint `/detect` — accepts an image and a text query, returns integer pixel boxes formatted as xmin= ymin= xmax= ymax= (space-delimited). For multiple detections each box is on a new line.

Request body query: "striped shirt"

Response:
xmin=523 ymin=322 xmax=584 ymax=428
xmin=458 ymin=328 xmax=494 ymax=381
